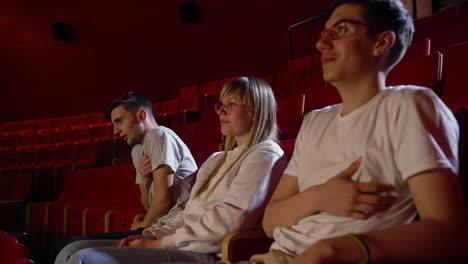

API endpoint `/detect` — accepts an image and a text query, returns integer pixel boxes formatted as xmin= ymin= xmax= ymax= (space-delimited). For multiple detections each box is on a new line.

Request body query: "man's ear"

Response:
xmin=373 ymin=30 xmax=396 ymax=56
xmin=136 ymin=109 xmax=147 ymax=122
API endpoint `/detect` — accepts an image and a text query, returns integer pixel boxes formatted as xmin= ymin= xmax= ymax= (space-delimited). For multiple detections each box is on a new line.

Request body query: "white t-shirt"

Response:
xmin=270 ymin=85 xmax=459 ymax=255
xmin=132 ymin=126 xmax=198 ymax=226
xmin=143 ymin=140 xmax=289 ymax=254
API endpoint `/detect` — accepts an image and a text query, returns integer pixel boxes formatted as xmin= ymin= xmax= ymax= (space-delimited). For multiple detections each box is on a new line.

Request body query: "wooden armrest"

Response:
xmin=222 ymin=231 xmax=274 ymax=262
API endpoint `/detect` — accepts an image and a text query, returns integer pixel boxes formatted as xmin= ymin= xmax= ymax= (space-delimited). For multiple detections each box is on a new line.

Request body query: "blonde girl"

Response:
xmin=61 ymin=76 xmax=288 ymax=264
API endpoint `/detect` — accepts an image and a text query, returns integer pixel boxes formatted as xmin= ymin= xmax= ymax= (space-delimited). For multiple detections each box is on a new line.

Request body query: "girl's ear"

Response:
xmin=373 ymin=30 xmax=396 ymax=57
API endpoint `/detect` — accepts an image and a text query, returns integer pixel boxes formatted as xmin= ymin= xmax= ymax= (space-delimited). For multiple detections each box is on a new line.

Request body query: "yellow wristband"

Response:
xmin=345 ymin=233 xmax=370 ymax=264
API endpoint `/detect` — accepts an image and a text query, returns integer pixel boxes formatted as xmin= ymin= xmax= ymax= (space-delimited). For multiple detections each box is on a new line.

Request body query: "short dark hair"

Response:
xmin=105 ymin=92 xmax=153 ymax=121
xmin=329 ymin=0 xmax=415 ymax=70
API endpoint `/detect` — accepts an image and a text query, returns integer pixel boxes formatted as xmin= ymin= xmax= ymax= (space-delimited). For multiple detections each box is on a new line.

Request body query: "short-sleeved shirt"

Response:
xmin=271 ymin=85 xmax=459 ymax=255
xmin=131 ymin=126 xmax=198 ymax=226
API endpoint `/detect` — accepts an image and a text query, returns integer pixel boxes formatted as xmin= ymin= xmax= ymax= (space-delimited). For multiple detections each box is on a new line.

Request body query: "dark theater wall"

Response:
xmin=0 ymin=0 xmax=330 ymax=122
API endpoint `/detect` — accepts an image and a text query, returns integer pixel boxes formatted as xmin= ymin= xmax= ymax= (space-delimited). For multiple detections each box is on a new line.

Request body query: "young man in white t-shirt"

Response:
xmin=260 ymin=0 xmax=468 ymax=263
xmin=53 ymin=92 xmax=197 ymax=263
xmin=107 ymin=92 xmax=197 ymax=230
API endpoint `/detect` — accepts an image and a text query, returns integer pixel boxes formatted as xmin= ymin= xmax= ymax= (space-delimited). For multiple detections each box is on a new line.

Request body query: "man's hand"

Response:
xmin=130 ymin=220 xmax=147 ymax=230
xmin=139 ymin=154 xmax=153 ymax=187
xmin=291 ymin=241 xmax=338 ymax=264
xmin=119 ymin=235 xmax=163 ymax=249
xmin=291 ymin=236 xmax=364 ymax=264
xmin=119 ymin=235 xmax=145 ymax=247
xmin=318 ymin=159 xmax=397 ymax=219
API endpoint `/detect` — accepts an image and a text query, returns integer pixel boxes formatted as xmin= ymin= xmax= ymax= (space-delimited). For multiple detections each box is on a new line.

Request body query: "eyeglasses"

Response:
xmin=320 ymin=19 xmax=367 ymax=40
xmin=214 ymin=101 xmax=241 ymax=114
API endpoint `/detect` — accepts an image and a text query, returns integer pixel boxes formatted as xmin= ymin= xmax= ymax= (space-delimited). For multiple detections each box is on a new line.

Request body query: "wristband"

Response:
xmin=345 ymin=233 xmax=370 ymax=264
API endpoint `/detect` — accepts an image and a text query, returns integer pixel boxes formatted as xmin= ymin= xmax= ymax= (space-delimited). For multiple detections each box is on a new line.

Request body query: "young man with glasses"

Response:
xmin=257 ymin=0 xmax=467 ymax=263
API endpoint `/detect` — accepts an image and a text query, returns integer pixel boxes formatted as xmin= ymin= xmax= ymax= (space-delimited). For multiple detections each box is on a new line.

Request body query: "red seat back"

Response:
xmin=277 ymin=93 xmax=305 ymax=139
xmin=387 ymin=52 xmax=443 ymax=92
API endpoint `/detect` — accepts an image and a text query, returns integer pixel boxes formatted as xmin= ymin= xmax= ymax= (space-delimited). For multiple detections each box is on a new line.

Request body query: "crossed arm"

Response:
xmin=263 ymin=159 xmax=396 ymax=237
xmin=263 ymin=160 xmax=468 ymax=263
xmin=292 ymin=169 xmax=467 ymax=264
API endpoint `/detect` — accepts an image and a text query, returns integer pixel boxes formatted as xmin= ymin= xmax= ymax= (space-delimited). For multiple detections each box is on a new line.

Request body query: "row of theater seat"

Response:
xmin=0 ymin=113 xmax=107 ymax=136
xmin=0 ymin=33 xmax=465 ymax=150
xmin=0 ymin=41 xmax=467 ymax=212
xmin=12 ymin=103 xmax=468 ymax=253
xmin=0 ymin=123 xmax=114 ymax=152
xmin=20 ymin=139 xmax=294 ymax=252
xmin=0 ymin=1 xmax=467 ymax=137
xmin=0 ymin=4 xmax=468 ymax=258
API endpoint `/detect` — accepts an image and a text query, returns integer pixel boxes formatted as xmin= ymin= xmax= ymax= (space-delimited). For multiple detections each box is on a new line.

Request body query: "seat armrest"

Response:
xmin=222 ymin=231 xmax=274 ymax=262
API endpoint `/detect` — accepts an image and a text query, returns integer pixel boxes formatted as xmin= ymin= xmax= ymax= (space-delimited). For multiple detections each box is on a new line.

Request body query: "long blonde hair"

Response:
xmin=194 ymin=76 xmax=278 ymax=200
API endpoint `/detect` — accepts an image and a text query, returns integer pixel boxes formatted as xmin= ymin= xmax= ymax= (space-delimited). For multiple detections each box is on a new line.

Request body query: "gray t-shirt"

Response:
xmin=131 ymin=126 xmax=198 ymax=227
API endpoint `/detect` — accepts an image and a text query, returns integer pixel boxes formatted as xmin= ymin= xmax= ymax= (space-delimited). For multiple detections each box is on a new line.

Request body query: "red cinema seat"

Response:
xmin=54 ymin=128 xmax=73 ymax=145
xmin=85 ymin=165 xmax=136 ymax=235
xmin=86 ymin=113 xmax=106 ymax=125
xmin=6 ymin=120 xmax=36 ymax=135
xmin=0 ymin=174 xmax=31 ymax=230
xmin=288 ymin=56 xmax=311 ymax=72
xmin=36 ymin=146 xmax=58 ymax=168
xmin=414 ymin=6 xmax=457 ymax=40
xmin=192 ymin=151 xmax=215 ymax=168
xmin=35 ymin=119 xmax=53 ymax=133
xmin=441 ymin=42 xmax=468 ymax=107
xmin=26 ymin=168 xmax=88 ymax=251
xmin=107 ymin=183 xmax=145 ymax=233
xmin=66 ymin=166 xmax=116 ymax=237
xmin=277 ymin=93 xmax=305 ymax=140
xmin=0 ymin=134 xmax=17 ymax=151
xmin=91 ymin=123 xmax=113 ymax=141
xmin=400 ymin=38 xmax=431 ymax=64
xmin=75 ymin=140 xmax=113 ymax=168
xmin=179 ymin=84 xmax=199 ymax=98
xmin=431 ymin=24 xmax=468 ymax=53
xmin=55 ymin=144 xmax=78 ymax=190
xmin=114 ymin=138 xmax=133 ymax=165
xmin=18 ymin=149 xmax=39 ymax=172
xmin=304 ymin=85 xmax=342 ymax=114
xmin=199 ymin=102 xmax=219 ymax=122
xmin=72 ymin=126 xmax=93 ymax=143
xmin=170 ymin=123 xmax=195 ymax=149
xmin=16 ymin=134 xmax=35 ymax=150
xmin=262 ymin=74 xmax=275 ymax=89
xmin=159 ymin=99 xmax=180 ymax=116
xmin=156 ymin=99 xmax=181 ymax=126
xmin=69 ymin=114 xmax=88 ymax=128
xmin=190 ymin=120 xmax=223 ymax=153
xmin=46 ymin=167 xmax=106 ymax=244
xmin=166 ymin=95 xmax=200 ymax=126
xmin=279 ymin=139 xmax=296 ymax=161
xmin=56 ymin=144 xmax=78 ymax=167
xmin=0 ymin=231 xmax=34 ymax=264
xmin=0 ymin=151 xmax=22 ymax=173
xmin=74 ymin=141 xmax=98 ymax=168
xmin=199 ymin=80 xmax=220 ymax=105
xmin=34 ymin=131 xmax=55 ymax=148
xmin=387 ymin=52 xmax=443 ymax=92
xmin=34 ymin=147 xmax=59 ymax=200
xmin=0 ymin=173 xmax=30 ymax=202
xmin=272 ymin=71 xmax=290 ymax=99
xmin=52 ymin=117 xmax=70 ymax=130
